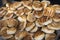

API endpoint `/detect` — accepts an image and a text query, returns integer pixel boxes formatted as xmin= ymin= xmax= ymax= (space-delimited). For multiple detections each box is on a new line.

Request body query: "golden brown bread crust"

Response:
xmin=16 ymin=9 xmax=24 ymax=16
xmin=36 ymin=16 xmax=52 ymax=27
xmin=2 ymin=33 xmax=13 ymax=39
xmin=7 ymin=27 xmax=17 ymax=34
xmin=34 ymin=31 xmax=44 ymax=37
xmin=25 ymin=22 xmax=35 ymax=31
xmin=22 ymin=35 xmax=33 ymax=40
xmin=3 ymin=13 xmax=13 ymax=20
xmin=53 ymin=13 xmax=60 ymax=22
xmin=8 ymin=36 xmax=16 ymax=40
xmin=0 ymin=20 xmax=7 ymax=29
xmin=0 ymin=26 xmax=13 ymax=39
xmin=33 ymin=1 xmax=42 ymax=8
xmin=0 ymin=8 xmax=7 ymax=17
xmin=32 ymin=1 xmax=43 ymax=10
xmin=6 ymin=18 xmax=18 ymax=27
xmin=47 ymin=22 xmax=60 ymax=30
xmin=43 ymin=7 xmax=55 ymax=17
xmin=52 ymin=4 xmax=60 ymax=13
xmin=41 ymin=26 xmax=55 ymax=33
xmin=45 ymin=33 xmax=56 ymax=40
xmin=4 ymin=13 xmax=13 ymax=18
xmin=18 ymin=15 xmax=27 ymax=22
xmin=41 ymin=1 xmax=50 ymax=8
xmin=0 ymin=27 xmax=8 ymax=35
xmin=24 ymin=8 xmax=31 ymax=15
xmin=37 ymin=16 xmax=49 ymax=24
xmin=30 ymin=26 xmax=38 ymax=33
xmin=33 ymin=10 xmax=43 ymax=18
xmin=27 ymin=13 xmax=36 ymax=22
xmin=6 ymin=2 xmax=22 ymax=10
xmin=18 ymin=21 xmax=26 ymax=31
xmin=15 ymin=31 xmax=28 ymax=40
xmin=22 ymin=1 xmax=32 ymax=10
xmin=34 ymin=31 xmax=45 ymax=40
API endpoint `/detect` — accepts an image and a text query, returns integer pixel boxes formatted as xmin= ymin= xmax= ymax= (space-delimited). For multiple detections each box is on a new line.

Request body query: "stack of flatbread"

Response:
xmin=0 ymin=0 xmax=60 ymax=40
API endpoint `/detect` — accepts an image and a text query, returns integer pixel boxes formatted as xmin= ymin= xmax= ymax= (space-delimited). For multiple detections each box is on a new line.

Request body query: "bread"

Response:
xmin=25 ymin=22 xmax=35 ymax=31
xmin=6 ymin=2 xmax=22 ymax=10
xmin=0 ymin=20 xmax=7 ymax=29
xmin=0 ymin=20 xmax=4 ymax=29
xmin=41 ymin=26 xmax=55 ymax=33
xmin=27 ymin=13 xmax=36 ymax=22
xmin=55 ymin=7 xmax=60 ymax=13
xmin=43 ymin=7 xmax=55 ymax=17
xmin=24 ymin=8 xmax=31 ymax=15
xmin=7 ymin=27 xmax=16 ymax=34
xmin=34 ymin=31 xmax=45 ymax=40
xmin=22 ymin=1 xmax=32 ymax=10
xmin=0 ymin=8 xmax=7 ymax=18
xmin=47 ymin=22 xmax=60 ymax=30
xmin=30 ymin=26 xmax=38 ymax=33
xmin=15 ymin=8 xmax=24 ymax=16
xmin=32 ymin=1 xmax=42 ymax=10
xmin=35 ymin=16 xmax=52 ymax=27
xmin=42 ymin=18 xmax=52 ymax=25
xmin=0 ymin=1 xmax=60 ymax=40
xmin=3 ymin=13 xmax=13 ymax=20
xmin=17 ymin=6 xmax=24 ymax=10
xmin=15 ymin=31 xmax=28 ymax=40
xmin=53 ymin=13 xmax=60 ymax=22
xmin=8 ymin=36 xmax=16 ymax=40
xmin=6 ymin=18 xmax=18 ymax=27
xmin=35 ymin=19 xmax=43 ymax=27
xmin=7 ymin=9 xmax=14 ymax=13
xmin=41 ymin=1 xmax=50 ymax=9
xmin=33 ymin=10 xmax=43 ymax=18
xmin=52 ymin=4 xmax=60 ymax=13
xmin=1 ymin=27 xmax=8 ymax=34
xmin=0 ymin=27 xmax=13 ymax=39
xmin=2 ymin=33 xmax=13 ymax=39
xmin=18 ymin=15 xmax=27 ymax=22
xmin=45 ymin=33 xmax=56 ymax=40
xmin=22 ymin=35 xmax=33 ymax=40
xmin=18 ymin=21 xmax=26 ymax=31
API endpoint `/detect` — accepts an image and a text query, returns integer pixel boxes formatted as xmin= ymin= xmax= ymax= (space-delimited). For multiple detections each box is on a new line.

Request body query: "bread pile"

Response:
xmin=0 ymin=0 xmax=60 ymax=40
